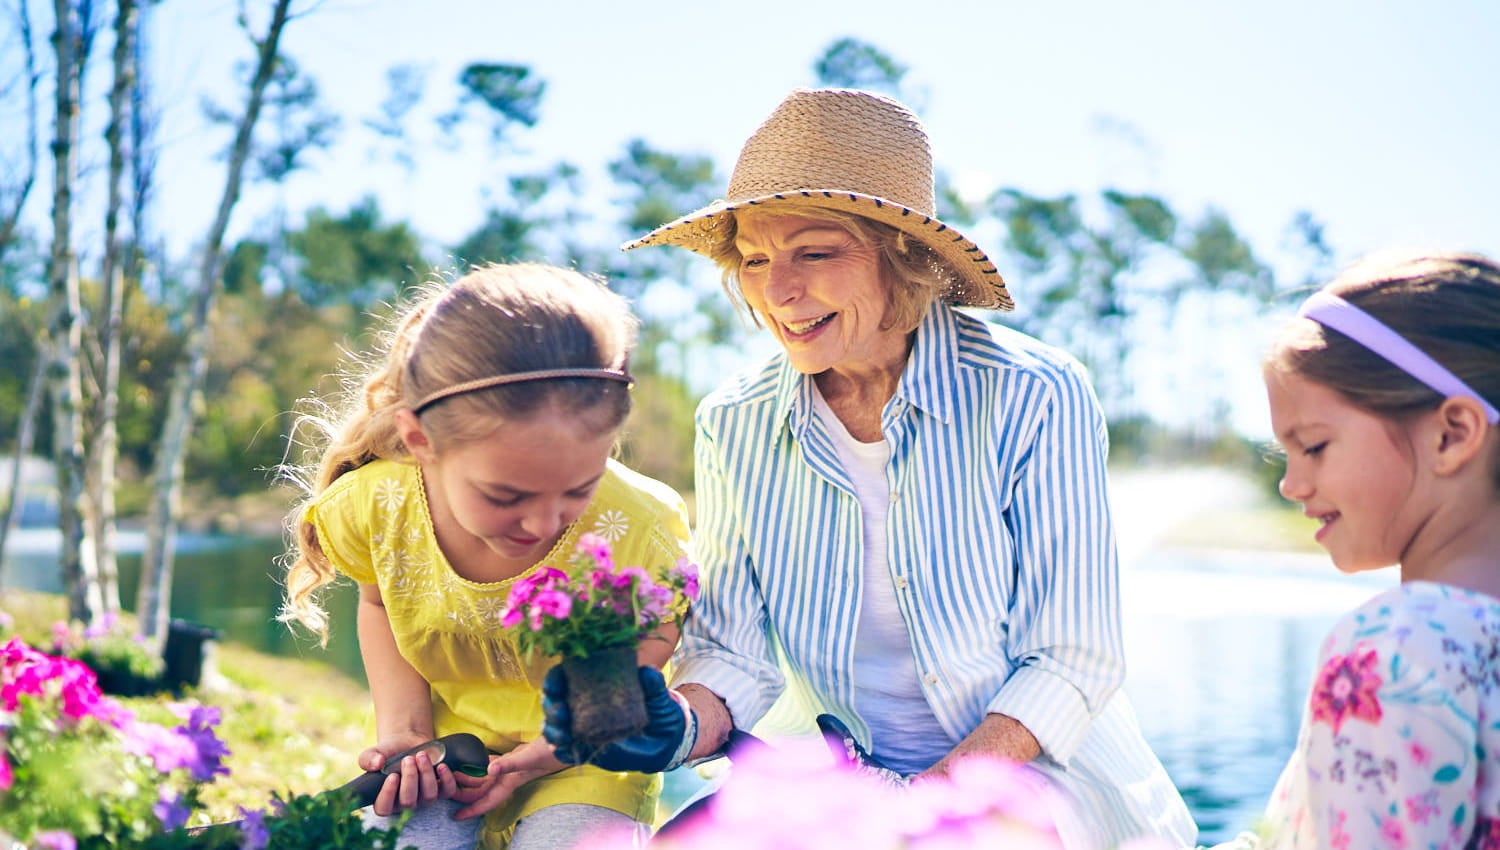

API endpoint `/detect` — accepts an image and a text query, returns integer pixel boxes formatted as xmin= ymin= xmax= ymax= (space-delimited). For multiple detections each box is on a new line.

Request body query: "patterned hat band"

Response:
xmin=411 ymin=368 xmax=633 ymax=415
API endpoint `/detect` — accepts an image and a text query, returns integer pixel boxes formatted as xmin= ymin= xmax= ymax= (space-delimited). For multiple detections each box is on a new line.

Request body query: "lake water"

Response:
xmin=0 ymin=470 xmax=1396 ymax=846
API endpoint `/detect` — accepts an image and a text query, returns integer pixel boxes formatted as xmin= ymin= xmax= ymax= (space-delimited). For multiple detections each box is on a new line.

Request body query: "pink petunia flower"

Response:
xmin=670 ymin=557 xmax=700 ymax=601
xmin=577 ymin=533 xmax=614 ymax=569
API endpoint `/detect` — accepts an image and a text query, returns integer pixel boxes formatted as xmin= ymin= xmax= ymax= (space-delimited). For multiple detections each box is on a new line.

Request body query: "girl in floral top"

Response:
xmin=279 ymin=263 xmax=692 ymax=850
xmin=1243 ymin=252 xmax=1500 ymax=849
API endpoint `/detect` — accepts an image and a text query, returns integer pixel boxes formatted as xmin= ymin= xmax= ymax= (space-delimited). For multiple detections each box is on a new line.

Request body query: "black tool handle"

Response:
xmin=336 ymin=733 xmax=491 ymax=809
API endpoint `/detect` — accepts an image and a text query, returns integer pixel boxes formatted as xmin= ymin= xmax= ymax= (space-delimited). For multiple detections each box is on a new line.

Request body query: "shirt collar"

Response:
xmin=773 ymin=301 xmax=961 ymax=436
xmin=897 ymin=302 xmax=957 ymax=425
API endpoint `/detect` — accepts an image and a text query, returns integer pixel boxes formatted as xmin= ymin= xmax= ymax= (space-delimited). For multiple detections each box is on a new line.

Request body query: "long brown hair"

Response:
xmin=1266 ymin=251 xmax=1500 ymax=485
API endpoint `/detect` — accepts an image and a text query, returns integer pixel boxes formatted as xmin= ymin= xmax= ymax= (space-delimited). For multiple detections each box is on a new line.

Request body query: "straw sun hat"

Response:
xmin=622 ymin=87 xmax=1013 ymax=311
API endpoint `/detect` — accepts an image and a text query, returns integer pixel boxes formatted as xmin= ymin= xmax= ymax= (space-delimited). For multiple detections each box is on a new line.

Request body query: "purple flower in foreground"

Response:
xmin=173 ymin=702 xmax=232 ymax=781
xmin=238 ymin=807 xmax=270 ymax=850
xmin=155 ymin=789 xmax=193 ymax=831
xmin=123 ymin=716 xmax=199 ymax=775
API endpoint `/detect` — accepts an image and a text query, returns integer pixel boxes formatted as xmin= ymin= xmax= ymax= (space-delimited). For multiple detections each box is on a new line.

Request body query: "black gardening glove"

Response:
xmin=816 ymin=713 xmax=909 ymax=787
xmin=542 ymin=665 xmax=697 ymax=773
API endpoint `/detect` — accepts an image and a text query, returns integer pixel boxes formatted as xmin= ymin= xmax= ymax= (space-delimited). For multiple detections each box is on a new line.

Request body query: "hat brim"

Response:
xmin=621 ymin=190 xmax=1013 ymax=311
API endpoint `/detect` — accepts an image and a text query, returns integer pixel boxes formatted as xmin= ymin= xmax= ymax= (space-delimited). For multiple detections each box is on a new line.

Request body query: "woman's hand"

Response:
xmin=363 ymin=733 xmax=459 ymax=817
xmin=451 ymin=737 xmax=566 ymax=820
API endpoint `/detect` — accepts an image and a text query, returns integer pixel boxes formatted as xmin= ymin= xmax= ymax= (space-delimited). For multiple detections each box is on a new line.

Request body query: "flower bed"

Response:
xmin=0 ymin=629 xmax=403 ymax=849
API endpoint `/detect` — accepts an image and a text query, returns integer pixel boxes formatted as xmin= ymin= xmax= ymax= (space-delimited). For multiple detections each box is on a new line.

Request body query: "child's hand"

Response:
xmin=453 ymin=739 xmax=565 ymax=820
xmin=365 ymin=736 xmax=459 ymax=817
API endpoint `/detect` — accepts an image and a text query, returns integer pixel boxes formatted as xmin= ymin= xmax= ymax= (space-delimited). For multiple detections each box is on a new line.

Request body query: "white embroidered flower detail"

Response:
xmin=375 ymin=477 xmax=406 ymax=513
xmin=592 ymin=510 xmax=629 ymax=542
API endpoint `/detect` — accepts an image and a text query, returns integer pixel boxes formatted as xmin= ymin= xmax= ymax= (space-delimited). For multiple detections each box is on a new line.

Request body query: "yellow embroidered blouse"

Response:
xmin=306 ymin=456 xmax=691 ymax=846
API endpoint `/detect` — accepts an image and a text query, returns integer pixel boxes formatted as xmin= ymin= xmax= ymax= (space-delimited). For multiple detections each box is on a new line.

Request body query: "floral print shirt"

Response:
xmin=1259 ymin=581 xmax=1500 ymax=850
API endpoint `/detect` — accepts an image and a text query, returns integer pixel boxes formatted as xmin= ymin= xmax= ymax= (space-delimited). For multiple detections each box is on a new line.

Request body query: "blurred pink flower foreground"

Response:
xmin=584 ymin=737 xmax=1079 ymax=850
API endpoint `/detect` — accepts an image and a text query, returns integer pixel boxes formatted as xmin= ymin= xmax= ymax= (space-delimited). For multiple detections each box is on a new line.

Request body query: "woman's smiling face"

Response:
xmin=733 ymin=212 xmax=907 ymax=377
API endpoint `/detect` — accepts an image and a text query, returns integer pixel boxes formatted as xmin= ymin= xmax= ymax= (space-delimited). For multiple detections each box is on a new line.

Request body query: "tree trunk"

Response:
xmin=87 ymin=0 xmax=137 ymax=618
xmin=47 ymin=0 xmax=103 ymax=625
xmin=138 ymin=0 xmax=294 ymax=641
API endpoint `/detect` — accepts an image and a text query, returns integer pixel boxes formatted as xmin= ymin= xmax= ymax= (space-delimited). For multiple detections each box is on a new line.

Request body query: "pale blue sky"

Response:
xmin=17 ymin=0 xmax=1500 ymax=436
xmin=150 ymin=0 xmax=1500 ymax=263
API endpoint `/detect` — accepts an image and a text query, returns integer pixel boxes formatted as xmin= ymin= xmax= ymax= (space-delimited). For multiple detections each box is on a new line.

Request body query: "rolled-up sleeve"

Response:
xmin=986 ymin=357 xmax=1124 ymax=766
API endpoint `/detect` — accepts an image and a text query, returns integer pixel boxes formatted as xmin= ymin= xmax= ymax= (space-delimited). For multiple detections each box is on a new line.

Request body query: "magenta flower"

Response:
xmin=0 ymin=751 xmax=13 ymax=791
xmin=501 ymin=537 xmax=698 ymax=660
xmin=1310 ymin=643 xmax=1383 ymax=734
xmin=577 ymin=533 xmax=614 ymax=569
xmin=531 ymin=589 xmax=575 ymax=627
xmin=498 ymin=603 xmax=525 ymax=629
xmin=669 ymin=558 xmax=699 ymax=601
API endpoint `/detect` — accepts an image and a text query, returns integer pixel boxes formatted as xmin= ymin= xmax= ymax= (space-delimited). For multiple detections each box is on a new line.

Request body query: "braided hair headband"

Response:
xmin=1298 ymin=290 xmax=1499 ymax=424
xmin=411 ymin=368 xmax=633 ymax=415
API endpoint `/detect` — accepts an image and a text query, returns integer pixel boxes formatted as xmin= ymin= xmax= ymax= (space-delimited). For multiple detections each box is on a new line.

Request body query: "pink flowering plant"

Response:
xmin=1 ymin=632 xmax=408 ymax=850
xmin=500 ymin=533 xmax=699 ymax=660
xmin=0 ymin=635 xmax=228 ymax=848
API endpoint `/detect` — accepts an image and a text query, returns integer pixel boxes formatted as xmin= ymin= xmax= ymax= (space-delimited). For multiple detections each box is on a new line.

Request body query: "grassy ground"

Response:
xmin=2 ymin=589 xmax=371 ymax=826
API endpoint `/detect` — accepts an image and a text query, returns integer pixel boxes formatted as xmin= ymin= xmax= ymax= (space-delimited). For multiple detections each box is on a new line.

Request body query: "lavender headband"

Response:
xmin=1298 ymin=290 xmax=1499 ymax=424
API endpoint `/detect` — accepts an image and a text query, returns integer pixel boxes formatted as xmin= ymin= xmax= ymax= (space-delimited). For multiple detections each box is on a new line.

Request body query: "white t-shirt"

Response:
xmin=812 ymin=387 xmax=952 ymax=775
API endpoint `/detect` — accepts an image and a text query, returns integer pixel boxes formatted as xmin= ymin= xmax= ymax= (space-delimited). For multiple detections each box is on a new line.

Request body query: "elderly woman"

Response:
xmin=544 ymin=88 xmax=1196 ymax=849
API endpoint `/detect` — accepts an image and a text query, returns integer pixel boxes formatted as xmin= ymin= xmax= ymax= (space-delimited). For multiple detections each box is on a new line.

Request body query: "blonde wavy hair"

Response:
xmin=278 ymin=263 xmax=638 ymax=642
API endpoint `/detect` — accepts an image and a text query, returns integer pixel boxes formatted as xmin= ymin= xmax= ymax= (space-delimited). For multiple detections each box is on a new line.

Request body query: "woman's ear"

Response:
xmin=394 ymin=409 xmax=437 ymax=463
xmin=1431 ymin=397 xmax=1492 ymax=476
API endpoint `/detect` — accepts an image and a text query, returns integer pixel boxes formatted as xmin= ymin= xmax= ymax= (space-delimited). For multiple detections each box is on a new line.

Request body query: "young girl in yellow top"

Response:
xmin=280 ymin=263 xmax=692 ymax=850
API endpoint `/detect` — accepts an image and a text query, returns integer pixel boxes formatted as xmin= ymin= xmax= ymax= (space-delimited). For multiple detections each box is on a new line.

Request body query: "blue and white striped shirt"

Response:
xmin=673 ymin=302 xmax=1196 ymax=848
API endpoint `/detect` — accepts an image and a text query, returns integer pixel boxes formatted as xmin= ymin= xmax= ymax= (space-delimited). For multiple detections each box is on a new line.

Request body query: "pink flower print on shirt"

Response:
xmin=1378 ymin=815 xmax=1407 ymax=848
xmin=1310 ymin=643 xmax=1383 ymax=735
xmin=1404 ymin=789 xmax=1439 ymax=825
xmin=1408 ymin=740 xmax=1431 ymax=767
xmin=1329 ymin=809 xmax=1351 ymax=850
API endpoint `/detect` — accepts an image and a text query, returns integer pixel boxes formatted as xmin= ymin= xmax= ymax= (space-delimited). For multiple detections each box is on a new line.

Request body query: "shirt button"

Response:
xmin=895 ymin=575 xmax=909 ymax=591
xmin=923 ymin=673 xmax=939 ymax=686
xmin=888 ymin=491 xmax=900 ymax=502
